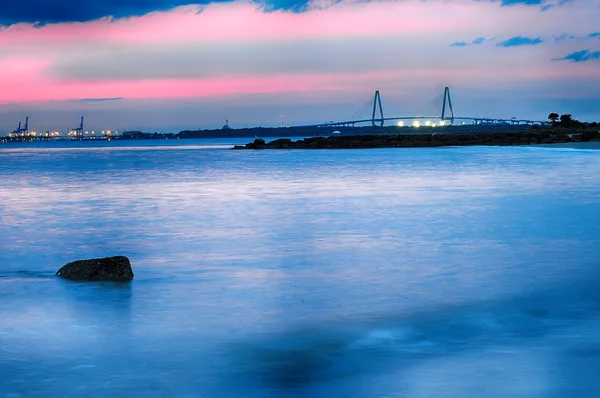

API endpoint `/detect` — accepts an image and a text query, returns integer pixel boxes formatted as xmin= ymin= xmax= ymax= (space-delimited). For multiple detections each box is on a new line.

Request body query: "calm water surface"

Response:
xmin=1 ymin=139 xmax=600 ymax=397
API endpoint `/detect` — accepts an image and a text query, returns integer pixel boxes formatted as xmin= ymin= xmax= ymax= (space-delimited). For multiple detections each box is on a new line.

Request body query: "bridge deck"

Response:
xmin=304 ymin=116 xmax=547 ymax=128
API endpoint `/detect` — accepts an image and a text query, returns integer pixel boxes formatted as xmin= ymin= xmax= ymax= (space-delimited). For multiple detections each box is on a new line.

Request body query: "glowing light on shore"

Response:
xmin=397 ymin=121 xmax=404 ymax=127
xmin=440 ymin=120 xmax=446 ymax=126
xmin=425 ymin=121 xmax=431 ymax=127
xmin=413 ymin=121 xmax=420 ymax=128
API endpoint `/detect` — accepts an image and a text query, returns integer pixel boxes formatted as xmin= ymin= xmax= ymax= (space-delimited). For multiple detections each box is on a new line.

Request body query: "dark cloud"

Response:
xmin=0 ymin=0 xmax=576 ymax=25
xmin=0 ymin=1 xmax=194 ymax=25
xmin=497 ymin=36 xmax=543 ymax=47
xmin=553 ymin=50 xmax=600 ymax=62
xmin=0 ymin=0 xmax=315 ymax=25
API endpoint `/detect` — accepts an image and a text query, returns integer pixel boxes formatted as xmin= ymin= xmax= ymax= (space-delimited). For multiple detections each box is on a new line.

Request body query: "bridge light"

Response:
xmin=413 ymin=121 xmax=420 ymax=128
xmin=397 ymin=121 xmax=404 ymax=127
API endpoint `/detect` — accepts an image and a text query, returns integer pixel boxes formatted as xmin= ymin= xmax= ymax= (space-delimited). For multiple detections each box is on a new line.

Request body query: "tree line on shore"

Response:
xmin=548 ymin=113 xmax=598 ymax=128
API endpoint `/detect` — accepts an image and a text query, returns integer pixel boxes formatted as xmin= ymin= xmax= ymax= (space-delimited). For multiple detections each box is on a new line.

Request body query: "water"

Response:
xmin=1 ymin=139 xmax=600 ymax=397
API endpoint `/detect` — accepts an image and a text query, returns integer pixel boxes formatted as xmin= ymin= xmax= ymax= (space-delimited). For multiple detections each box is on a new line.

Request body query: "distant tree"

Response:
xmin=548 ymin=112 xmax=559 ymax=124
xmin=560 ymin=114 xmax=573 ymax=127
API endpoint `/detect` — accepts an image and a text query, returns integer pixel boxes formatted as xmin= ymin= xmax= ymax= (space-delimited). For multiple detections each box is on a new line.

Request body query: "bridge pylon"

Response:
xmin=441 ymin=87 xmax=454 ymax=125
xmin=371 ymin=90 xmax=384 ymax=127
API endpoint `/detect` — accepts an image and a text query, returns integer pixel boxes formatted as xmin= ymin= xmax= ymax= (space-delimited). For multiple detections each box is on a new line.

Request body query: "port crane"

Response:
xmin=71 ymin=117 xmax=84 ymax=138
xmin=12 ymin=117 xmax=29 ymax=135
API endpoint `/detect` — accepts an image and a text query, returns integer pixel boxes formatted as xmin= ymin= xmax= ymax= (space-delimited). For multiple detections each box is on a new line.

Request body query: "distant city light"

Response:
xmin=440 ymin=120 xmax=446 ymax=126
xmin=432 ymin=123 xmax=437 ymax=127
xmin=413 ymin=121 xmax=420 ymax=128
xmin=425 ymin=121 xmax=431 ymax=127
xmin=397 ymin=121 xmax=404 ymax=127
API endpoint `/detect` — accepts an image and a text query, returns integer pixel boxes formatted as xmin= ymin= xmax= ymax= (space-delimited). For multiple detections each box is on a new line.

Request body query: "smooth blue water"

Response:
xmin=1 ymin=139 xmax=600 ymax=397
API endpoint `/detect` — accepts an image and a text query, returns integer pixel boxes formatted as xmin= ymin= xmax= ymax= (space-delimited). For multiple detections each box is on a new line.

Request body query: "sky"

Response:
xmin=1 ymin=0 xmax=599 ymax=132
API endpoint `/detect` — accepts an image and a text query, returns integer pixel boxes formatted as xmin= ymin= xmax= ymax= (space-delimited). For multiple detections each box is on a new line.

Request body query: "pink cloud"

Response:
xmin=0 ymin=1 xmax=511 ymax=47
xmin=3 ymin=62 xmax=598 ymax=104
xmin=0 ymin=0 xmax=599 ymax=105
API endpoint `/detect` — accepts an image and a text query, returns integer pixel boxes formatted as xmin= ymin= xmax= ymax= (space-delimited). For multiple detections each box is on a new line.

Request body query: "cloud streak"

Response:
xmin=497 ymin=36 xmax=542 ymax=47
xmin=80 ymin=97 xmax=123 ymax=102
xmin=500 ymin=0 xmax=543 ymax=6
xmin=450 ymin=37 xmax=489 ymax=47
xmin=555 ymin=32 xmax=600 ymax=41
xmin=553 ymin=50 xmax=600 ymax=62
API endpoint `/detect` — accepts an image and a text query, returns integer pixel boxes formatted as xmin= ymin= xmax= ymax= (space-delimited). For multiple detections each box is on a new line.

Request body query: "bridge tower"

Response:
xmin=371 ymin=90 xmax=384 ymax=127
xmin=441 ymin=87 xmax=454 ymax=125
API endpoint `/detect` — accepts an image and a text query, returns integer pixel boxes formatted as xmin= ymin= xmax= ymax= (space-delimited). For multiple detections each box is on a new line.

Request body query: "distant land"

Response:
xmin=0 ymin=124 xmax=542 ymax=143
xmin=1 ymin=113 xmax=598 ymax=143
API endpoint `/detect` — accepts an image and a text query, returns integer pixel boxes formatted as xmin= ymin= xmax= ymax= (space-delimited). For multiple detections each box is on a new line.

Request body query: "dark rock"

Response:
xmin=270 ymin=138 xmax=292 ymax=145
xmin=56 ymin=256 xmax=134 ymax=282
xmin=583 ymin=131 xmax=600 ymax=141
xmin=234 ymin=128 xmax=600 ymax=150
xmin=266 ymin=138 xmax=293 ymax=149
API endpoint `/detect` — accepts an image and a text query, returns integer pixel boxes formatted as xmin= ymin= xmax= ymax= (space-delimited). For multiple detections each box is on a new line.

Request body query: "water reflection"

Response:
xmin=226 ymin=281 xmax=600 ymax=395
xmin=1 ymin=142 xmax=599 ymax=396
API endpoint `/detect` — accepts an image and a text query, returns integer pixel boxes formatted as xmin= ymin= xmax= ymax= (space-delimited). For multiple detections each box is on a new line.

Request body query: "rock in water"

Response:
xmin=56 ymin=256 xmax=134 ymax=282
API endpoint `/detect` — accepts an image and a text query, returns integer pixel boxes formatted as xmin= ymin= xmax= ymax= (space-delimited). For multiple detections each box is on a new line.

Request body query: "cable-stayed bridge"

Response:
xmin=302 ymin=87 xmax=547 ymax=128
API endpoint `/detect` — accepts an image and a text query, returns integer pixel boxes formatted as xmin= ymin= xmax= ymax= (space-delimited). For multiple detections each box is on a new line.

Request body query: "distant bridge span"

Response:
xmin=298 ymin=88 xmax=548 ymax=128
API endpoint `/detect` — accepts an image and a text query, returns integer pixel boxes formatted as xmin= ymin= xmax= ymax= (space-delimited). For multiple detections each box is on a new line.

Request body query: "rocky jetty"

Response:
xmin=56 ymin=256 xmax=134 ymax=282
xmin=233 ymin=129 xmax=600 ymax=150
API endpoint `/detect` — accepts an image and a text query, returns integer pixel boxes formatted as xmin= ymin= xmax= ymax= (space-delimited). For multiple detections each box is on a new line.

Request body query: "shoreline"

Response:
xmin=234 ymin=128 xmax=600 ymax=150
